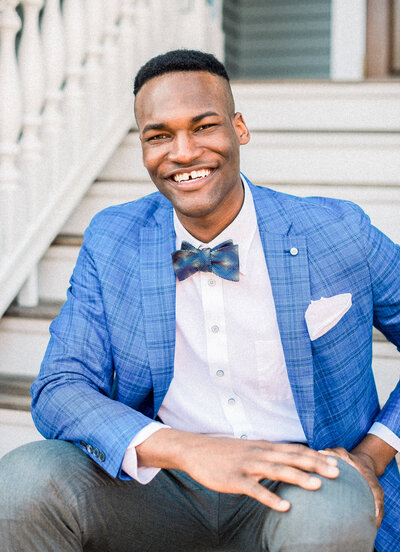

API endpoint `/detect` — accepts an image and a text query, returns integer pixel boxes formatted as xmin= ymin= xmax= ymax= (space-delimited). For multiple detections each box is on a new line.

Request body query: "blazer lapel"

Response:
xmin=250 ymin=182 xmax=315 ymax=444
xmin=140 ymin=203 xmax=176 ymax=416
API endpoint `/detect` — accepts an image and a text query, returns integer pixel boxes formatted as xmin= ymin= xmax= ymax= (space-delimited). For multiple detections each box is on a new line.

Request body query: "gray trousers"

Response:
xmin=0 ymin=440 xmax=376 ymax=552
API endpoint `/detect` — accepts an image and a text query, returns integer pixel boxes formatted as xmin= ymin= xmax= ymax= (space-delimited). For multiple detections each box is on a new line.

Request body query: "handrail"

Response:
xmin=0 ymin=0 xmax=224 ymax=317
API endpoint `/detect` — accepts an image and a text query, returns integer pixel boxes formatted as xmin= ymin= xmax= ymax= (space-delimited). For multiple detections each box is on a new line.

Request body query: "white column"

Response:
xmin=85 ymin=0 xmax=105 ymax=141
xmin=63 ymin=0 xmax=86 ymax=165
xmin=41 ymin=0 xmax=66 ymax=190
xmin=17 ymin=0 xmax=45 ymax=307
xmin=0 ymin=2 xmax=23 ymax=256
xmin=18 ymin=0 xmax=45 ymax=220
xmin=331 ymin=0 xmax=367 ymax=81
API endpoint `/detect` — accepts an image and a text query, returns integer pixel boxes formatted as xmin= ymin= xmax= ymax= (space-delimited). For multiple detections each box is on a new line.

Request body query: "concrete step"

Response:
xmin=0 ymin=408 xmax=43 ymax=459
xmin=38 ymin=236 xmax=82 ymax=303
xmin=230 ymin=81 xmax=400 ymax=133
xmin=61 ymin=180 xmax=154 ymax=235
xmin=1 ymin=295 xmax=398 ymax=404
xmin=99 ymin=130 xmax=400 ymax=188
xmin=0 ymin=374 xmax=34 ymax=411
xmin=0 ymin=301 xmax=62 ymax=378
xmin=61 ymin=178 xmax=400 ymax=247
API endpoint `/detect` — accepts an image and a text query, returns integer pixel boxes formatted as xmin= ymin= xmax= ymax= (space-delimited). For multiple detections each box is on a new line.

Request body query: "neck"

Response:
xmin=177 ymin=186 xmax=244 ymax=243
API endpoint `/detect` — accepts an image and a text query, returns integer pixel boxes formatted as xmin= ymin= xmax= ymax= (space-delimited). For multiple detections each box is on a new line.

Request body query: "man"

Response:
xmin=0 ymin=50 xmax=399 ymax=551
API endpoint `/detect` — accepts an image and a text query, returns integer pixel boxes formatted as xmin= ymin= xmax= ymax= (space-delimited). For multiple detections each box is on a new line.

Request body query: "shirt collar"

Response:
xmin=173 ymin=176 xmax=257 ymax=275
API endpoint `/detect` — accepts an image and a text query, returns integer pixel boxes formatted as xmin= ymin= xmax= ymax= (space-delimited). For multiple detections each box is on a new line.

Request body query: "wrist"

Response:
xmin=352 ymin=434 xmax=397 ymax=477
xmin=136 ymin=428 xmax=205 ymax=472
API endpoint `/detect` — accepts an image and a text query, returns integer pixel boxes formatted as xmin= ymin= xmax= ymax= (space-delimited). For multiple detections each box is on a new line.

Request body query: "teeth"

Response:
xmin=173 ymin=168 xmax=211 ymax=182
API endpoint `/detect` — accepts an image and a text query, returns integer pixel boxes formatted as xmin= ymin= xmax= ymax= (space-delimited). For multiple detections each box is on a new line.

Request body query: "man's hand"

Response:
xmin=320 ymin=444 xmax=387 ymax=528
xmin=137 ymin=429 xmax=339 ymax=512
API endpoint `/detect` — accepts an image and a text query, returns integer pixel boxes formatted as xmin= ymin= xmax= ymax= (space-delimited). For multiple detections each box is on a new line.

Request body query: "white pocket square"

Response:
xmin=305 ymin=293 xmax=352 ymax=341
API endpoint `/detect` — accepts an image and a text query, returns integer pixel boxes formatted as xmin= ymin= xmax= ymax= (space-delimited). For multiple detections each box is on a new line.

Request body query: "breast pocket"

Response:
xmin=255 ymin=340 xmax=292 ymax=401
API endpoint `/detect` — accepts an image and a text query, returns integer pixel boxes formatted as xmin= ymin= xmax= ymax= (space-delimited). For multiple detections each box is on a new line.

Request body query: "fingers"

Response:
xmin=321 ymin=447 xmax=385 ymax=528
xmin=370 ymin=482 xmax=385 ymax=527
xmin=243 ymin=478 xmax=291 ymax=512
xmin=255 ymin=446 xmax=340 ymax=481
xmin=249 ymin=460 xmax=324 ymax=490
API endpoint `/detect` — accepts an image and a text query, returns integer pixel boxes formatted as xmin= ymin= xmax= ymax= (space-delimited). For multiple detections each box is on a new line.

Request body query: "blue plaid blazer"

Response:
xmin=31 ymin=177 xmax=400 ymax=551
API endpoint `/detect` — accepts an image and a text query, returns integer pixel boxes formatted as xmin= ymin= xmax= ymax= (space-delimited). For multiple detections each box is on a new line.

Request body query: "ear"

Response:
xmin=232 ymin=112 xmax=250 ymax=145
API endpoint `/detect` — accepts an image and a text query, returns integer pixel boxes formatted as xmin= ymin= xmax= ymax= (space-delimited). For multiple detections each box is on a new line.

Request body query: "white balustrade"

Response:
xmin=41 ymin=0 xmax=65 ymax=189
xmin=0 ymin=0 xmax=224 ymax=317
xmin=18 ymin=0 xmax=44 ymax=221
xmin=103 ymin=0 xmax=120 ymax=124
xmin=63 ymin=0 xmax=86 ymax=166
xmin=0 ymin=2 xmax=22 ymax=257
xmin=85 ymin=0 xmax=105 ymax=142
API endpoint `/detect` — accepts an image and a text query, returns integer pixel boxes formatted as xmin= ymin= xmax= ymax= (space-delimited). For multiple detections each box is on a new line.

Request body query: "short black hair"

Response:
xmin=134 ymin=49 xmax=230 ymax=96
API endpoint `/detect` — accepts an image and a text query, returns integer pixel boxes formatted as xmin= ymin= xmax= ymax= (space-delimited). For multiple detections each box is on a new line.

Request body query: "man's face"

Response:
xmin=135 ymin=71 xmax=250 ymax=236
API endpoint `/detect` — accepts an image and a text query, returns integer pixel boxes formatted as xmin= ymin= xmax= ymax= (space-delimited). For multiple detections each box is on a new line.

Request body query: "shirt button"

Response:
xmin=208 ymin=279 xmax=216 ymax=286
xmin=290 ymin=247 xmax=298 ymax=256
xmin=211 ymin=325 xmax=219 ymax=333
xmin=240 ymin=434 xmax=248 ymax=440
xmin=228 ymin=398 xmax=235 ymax=405
xmin=216 ymin=370 xmax=224 ymax=377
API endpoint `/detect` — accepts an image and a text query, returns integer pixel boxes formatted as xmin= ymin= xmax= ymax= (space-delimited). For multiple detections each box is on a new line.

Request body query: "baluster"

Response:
xmin=84 ymin=0 xmax=105 ymax=142
xmin=103 ymin=0 xmax=119 ymax=123
xmin=0 ymin=1 xmax=23 ymax=257
xmin=119 ymin=0 xmax=135 ymax=98
xmin=18 ymin=0 xmax=45 ymax=220
xmin=17 ymin=0 xmax=45 ymax=307
xmin=63 ymin=0 xmax=86 ymax=166
xmin=41 ymin=0 xmax=65 ymax=191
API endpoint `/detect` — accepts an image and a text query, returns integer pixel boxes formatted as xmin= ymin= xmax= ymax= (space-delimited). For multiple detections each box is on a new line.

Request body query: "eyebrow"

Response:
xmin=142 ymin=111 xmax=219 ymax=134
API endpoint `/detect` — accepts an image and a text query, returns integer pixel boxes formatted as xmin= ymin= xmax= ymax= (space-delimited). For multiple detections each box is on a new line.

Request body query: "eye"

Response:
xmin=196 ymin=123 xmax=216 ymax=132
xmin=147 ymin=133 xmax=169 ymax=142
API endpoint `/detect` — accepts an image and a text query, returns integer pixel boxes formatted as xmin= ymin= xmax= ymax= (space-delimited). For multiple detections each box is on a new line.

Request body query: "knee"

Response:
xmin=266 ymin=459 xmax=376 ymax=550
xmin=0 ymin=440 xmax=86 ymax=516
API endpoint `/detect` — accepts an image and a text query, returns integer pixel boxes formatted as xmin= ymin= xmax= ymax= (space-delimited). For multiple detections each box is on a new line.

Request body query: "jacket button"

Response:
xmin=290 ymin=247 xmax=298 ymax=256
xmin=87 ymin=444 xmax=93 ymax=454
xmin=93 ymin=448 xmax=99 ymax=457
xmin=98 ymin=452 xmax=106 ymax=462
xmin=80 ymin=441 xmax=87 ymax=448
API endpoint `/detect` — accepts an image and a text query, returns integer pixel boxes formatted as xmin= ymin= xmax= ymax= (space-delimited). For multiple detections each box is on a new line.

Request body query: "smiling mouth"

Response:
xmin=170 ymin=168 xmax=213 ymax=183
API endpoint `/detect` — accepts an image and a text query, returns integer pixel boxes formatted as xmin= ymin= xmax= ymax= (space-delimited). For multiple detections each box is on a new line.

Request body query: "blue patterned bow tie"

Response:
xmin=172 ymin=240 xmax=239 ymax=282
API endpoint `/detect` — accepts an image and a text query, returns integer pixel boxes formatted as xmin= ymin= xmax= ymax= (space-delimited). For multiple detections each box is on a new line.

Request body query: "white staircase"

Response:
xmin=1 ymin=79 xmax=399 ymax=459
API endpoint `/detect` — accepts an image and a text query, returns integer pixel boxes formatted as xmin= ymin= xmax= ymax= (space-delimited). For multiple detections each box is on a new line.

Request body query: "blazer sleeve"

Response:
xmin=31 ymin=222 xmax=154 ymax=480
xmin=356 ymin=205 xmax=400 ymax=436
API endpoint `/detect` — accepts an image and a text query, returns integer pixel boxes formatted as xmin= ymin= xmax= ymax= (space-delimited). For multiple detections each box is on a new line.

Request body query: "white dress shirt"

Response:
xmin=122 ymin=179 xmax=399 ymax=483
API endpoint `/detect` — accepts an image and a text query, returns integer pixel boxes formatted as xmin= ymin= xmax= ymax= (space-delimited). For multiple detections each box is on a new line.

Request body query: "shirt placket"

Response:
xmin=200 ymin=271 xmax=252 ymax=440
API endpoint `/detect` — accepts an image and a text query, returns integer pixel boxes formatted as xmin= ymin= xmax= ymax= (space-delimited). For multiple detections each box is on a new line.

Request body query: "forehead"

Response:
xmin=135 ymin=71 xmax=230 ymax=128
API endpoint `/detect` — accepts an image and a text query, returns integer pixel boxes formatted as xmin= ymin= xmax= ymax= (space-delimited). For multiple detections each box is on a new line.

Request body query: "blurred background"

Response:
xmin=0 ymin=0 xmax=399 ymax=457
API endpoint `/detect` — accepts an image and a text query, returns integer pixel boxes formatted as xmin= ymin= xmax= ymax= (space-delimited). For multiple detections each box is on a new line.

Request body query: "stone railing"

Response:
xmin=0 ymin=0 xmax=223 ymax=316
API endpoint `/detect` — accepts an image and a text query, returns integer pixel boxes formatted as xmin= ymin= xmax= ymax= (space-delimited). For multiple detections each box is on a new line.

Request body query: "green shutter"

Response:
xmin=223 ymin=0 xmax=331 ymax=79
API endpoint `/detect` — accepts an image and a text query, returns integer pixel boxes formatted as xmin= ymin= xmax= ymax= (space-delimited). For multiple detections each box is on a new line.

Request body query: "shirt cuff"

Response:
xmin=368 ymin=422 xmax=400 ymax=452
xmin=122 ymin=421 xmax=170 ymax=484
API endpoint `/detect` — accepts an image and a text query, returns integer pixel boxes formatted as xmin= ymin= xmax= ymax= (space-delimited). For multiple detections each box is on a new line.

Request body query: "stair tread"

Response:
xmin=0 ymin=374 xmax=34 ymax=412
xmin=52 ymin=234 xmax=84 ymax=247
xmin=4 ymin=300 xmax=63 ymax=320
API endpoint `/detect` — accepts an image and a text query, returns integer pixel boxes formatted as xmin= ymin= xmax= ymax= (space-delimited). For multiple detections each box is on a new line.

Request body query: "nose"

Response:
xmin=168 ymin=131 xmax=201 ymax=164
